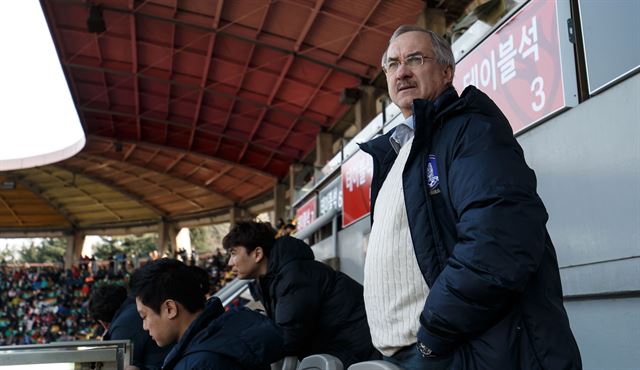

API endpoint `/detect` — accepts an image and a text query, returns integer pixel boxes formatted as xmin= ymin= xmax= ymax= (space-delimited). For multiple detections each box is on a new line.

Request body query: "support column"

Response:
xmin=354 ymin=85 xmax=377 ymax=130
xmin=158 ymin=220 xmax=178 ymax=257
xmin=158 ymin=221 xmax=167 ymax=257
xmin=167 ymin=224 xmax=178 ymax=257
xmin=289 ymin=163 xmax=302 ymax=209
xmin=64 ymin=231 xmax=85 ymax=269
xmin=315 ymin=131 xmax=334 ymax=169
xmin=416 ymin=6 xmax=446 ymax=36
xmin=229 ymin=206 xmax=241 ymax=229
xmin=273 ymin=183 xmax=286 ymax=225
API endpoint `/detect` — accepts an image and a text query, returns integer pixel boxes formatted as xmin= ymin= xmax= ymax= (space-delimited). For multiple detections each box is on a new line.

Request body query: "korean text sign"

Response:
xmin=454 ymin=1 xmax=568 ymax=132
xmin=341 ymin=150 xmax=373 ymax=227
xmin=295 ymin=196 xmax=317 ymax=232
xmin=319 ymin=176 xmax=342 ymax=217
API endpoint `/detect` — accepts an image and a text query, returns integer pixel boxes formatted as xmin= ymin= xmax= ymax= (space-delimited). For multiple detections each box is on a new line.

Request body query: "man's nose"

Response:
xmin=395 ymin=62 xmax=413 ymax=79
xmin=227 ymin=257 xmax=234 ymax=266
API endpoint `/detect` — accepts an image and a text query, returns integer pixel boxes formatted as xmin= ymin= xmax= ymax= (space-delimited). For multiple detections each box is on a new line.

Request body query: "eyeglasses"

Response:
xmin=383 ymin=54 xmax=436 ymax=74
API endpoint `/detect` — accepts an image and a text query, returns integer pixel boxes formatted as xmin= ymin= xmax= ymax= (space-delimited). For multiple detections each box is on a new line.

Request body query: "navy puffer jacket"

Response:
xmin=162 ymin=298 xmax=284 ymax=370
xmin=360 ymin=86 xmax=581 ymax=370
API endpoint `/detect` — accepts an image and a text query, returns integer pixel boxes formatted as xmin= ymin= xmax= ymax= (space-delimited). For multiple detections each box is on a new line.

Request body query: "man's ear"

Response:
xmin=443 ymin=64 xmax=454 ymax=85
xmin=163 ymin=299 xmax=179 ymax=320
xmin=253 ymin=246 xmax=265 ymax=263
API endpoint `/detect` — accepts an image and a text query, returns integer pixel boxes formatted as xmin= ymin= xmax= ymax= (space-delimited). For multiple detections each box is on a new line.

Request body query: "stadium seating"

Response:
xmin=347 ymin=361 xmax=403 ymax=370
xmin=291 ymin=354 xmax=406 ymax=370
xmin=271 ymin=356 xmax=299 ymax=370
xmin=298 ymin=354 xmax=343 ymax=370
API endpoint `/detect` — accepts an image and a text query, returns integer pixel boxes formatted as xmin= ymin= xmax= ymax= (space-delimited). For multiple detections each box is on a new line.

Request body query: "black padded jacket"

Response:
xmin=250 ymin=236 xmax=377 ymax=367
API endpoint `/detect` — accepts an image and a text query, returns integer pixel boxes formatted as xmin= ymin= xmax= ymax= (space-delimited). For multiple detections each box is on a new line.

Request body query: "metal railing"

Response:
xmin=213 ymin=277 xmax=253 ymax=307
xmin=0 ymin=340 xmax=131 ymax=370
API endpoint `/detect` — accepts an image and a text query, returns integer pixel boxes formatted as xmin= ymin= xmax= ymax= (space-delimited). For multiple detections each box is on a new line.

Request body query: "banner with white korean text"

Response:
xmin=295 ymin=195 xmax=317 ymax=233
xmin=319 ymin=176 xmax=342 ymax=217
xmin=453 ymin=0 xmax=577 ymax=132
xmin=341 ymin=150 xmax=373 ymax=228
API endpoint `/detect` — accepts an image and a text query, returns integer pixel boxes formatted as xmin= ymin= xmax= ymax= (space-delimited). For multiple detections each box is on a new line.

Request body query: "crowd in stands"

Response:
xmin=0 ymin=264 xmax=102 ymax=345
xmin=0 ymin=251 xmax=233 ymax=346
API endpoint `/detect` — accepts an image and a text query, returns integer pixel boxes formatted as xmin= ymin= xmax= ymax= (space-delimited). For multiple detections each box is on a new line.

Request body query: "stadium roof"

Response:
xmin=1 ymin=0 xmax=472 ymax=235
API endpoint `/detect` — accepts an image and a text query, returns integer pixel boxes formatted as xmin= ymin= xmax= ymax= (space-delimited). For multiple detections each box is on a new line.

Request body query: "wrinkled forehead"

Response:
xmin=386 ymin=31 xmax=433 ymax=59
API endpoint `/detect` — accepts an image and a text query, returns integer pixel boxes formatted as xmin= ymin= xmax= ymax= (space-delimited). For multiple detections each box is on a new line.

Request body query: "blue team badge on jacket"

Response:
xmin=427 ymin=154 xmax=440 ymax=195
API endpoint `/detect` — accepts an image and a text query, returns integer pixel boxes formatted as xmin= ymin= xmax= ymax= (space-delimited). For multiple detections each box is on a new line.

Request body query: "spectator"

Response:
xmin=224 ymin=221 xmax=377 ymax=367
xmin=275 ymin=219 xmax=297 ymax=238
xmin=88 ymin=283 xmax=171 ymax=370
xmin=130 ymin=258 xmax=284 ymax=370
xmin=360 ymin=24 xmax=581 ymax=369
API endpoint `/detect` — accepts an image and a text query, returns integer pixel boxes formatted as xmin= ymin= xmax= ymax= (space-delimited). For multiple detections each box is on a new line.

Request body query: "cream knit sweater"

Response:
xmin=363 ymin=137 xmax=430 ymax=357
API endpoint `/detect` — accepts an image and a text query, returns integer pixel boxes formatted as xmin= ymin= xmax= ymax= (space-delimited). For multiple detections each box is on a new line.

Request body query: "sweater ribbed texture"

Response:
xmin=364 ymin=137 xmax=430 ymax=357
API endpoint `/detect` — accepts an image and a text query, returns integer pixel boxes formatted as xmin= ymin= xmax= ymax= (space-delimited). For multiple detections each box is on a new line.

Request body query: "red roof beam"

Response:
xmin=187 ymin=0 xmax=225 ymax=150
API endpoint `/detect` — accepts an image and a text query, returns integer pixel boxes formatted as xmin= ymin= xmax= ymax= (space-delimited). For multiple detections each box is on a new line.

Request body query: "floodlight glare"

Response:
xmin=0 ymin=0 xmax=86 ymax=171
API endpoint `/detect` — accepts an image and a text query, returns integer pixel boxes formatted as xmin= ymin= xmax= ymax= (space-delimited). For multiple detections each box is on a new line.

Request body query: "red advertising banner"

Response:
xmin=341 ymin=150 xmax=373 ymax=227
xmin=295 ymin=195 xmax=317 ymax=232
xmin=453 ymin=1 xmax=568 ymax=132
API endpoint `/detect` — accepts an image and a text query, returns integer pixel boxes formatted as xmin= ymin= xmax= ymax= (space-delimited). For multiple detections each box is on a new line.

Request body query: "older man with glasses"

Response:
xmin=360 ymin=25 xmax=582 ymax=370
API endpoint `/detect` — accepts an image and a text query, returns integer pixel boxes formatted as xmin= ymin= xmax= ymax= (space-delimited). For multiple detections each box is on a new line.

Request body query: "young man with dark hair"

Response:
xmin=88 ymin=283 xmax=170 ymax=370
xmin=130 ymin=258 xmax=283 ymax=370
xmin=224 ymin=221 xmax=377 ymax=367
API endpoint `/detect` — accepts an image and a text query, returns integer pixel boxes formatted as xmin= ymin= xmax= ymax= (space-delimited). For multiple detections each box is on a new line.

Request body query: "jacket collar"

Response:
xmin=359 ymin=86 xmax=461 ymax=158
xmin=162 ymin=297 xmax=225 ymax=369
xmin=105 ymin=297 xmax=134 ymax=339
xmin=413 ymin=86 xmax=460 ymax=129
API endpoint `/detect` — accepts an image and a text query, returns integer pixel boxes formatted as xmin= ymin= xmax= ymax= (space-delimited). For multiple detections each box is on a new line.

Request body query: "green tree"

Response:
xmin=120 ymin=234 xmax=157 ymax=257
xmin=92 ymin=236 xmax=120 ymax=260
xmin=18 ymin=238 xmax=66 ymax=264
xmin=189 ymin=226 xmax=213 ymax=254
xmin=92 ymin=234 xmax=157 ymax=260
xmin=0 ymin=244 xmax=17 ymax=263
xmin=189 ymin=223 xmax=229 ymax=254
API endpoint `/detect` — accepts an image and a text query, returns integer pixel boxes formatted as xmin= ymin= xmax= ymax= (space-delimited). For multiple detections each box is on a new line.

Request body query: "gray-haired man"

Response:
xmin=360 ymin=25 xmax=581 ymax=370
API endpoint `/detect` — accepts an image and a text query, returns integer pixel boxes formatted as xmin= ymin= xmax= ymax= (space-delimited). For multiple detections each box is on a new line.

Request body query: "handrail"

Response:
xmin=213 ymin=278 xmax=252 ymax=307
xmin=294 ymin=208 xmax=338 ymax=241
xmin=0 ymin=340 xmax=131 ymax=368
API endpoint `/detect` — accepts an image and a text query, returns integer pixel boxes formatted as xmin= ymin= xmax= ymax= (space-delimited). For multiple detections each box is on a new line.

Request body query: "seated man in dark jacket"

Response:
xmin=130 ymin=258 xmax=284 ymax=370
xmin=89 ymin=283 xmax=171 ymax=370
xmin=224 ymin=221 xmax=378 ymax=367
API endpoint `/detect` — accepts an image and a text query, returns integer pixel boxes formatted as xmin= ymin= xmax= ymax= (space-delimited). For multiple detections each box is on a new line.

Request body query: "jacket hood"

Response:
xmin=435 ymin=85 xmax=509 ymax=127
xmin=267 ymin=236 xmax=314 ymax=273
xmin=163 ymin=298 xmax=284 ymax=369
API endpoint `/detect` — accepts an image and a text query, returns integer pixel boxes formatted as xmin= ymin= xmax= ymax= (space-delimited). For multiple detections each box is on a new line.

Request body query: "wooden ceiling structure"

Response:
xmin=1 ymin=0 xmax=474 ymax=237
